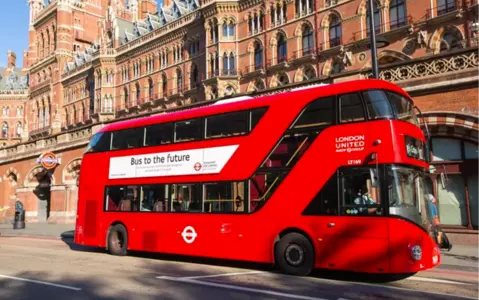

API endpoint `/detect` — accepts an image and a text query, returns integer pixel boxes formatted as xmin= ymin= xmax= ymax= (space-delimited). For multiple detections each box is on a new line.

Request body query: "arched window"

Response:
xmin=254 ymin=42 xmax=263 ymax=69
xmin=440 ymin=32 xmax=461 ymax=52
xmin=222 ymin=23 xmax=228 ymax=37
xmin=16 ymin=122 xmax=22 ymax=137
xmin=162 ymin=73 xmax=168 ymax=96
xmin=135 ymin=83 xmax=141 ymax=103
xmin=366 ymin=1 xmax=381 ymax=36
xmin=223 ymin=53 xmax=228 ymax=75
xmin=389 ymin=0 xmax=406 ymax=29
xmin=229 ymin=53 xmax=235 ymax=75
xmin=191 ymin=65 xmax=199 ymax=88
xmin=124 ymin=87 xmax=129 ymax=107
xmin=277 ymin=34 xmax=287 ymax=63
xmin=329 ymin=15 xmax=342 ymax=47
xmin=177 ymin=69 xmax=183 ymax=93
xmin=228 ymin=23 xmax=234 ymax=37
xmin=302 ymin=25 xmax=314 ymax=55
xmin=148 ymin=78 xmax=154 ymax=99
xmin=1 ymin=122 xmax=8 ymax=138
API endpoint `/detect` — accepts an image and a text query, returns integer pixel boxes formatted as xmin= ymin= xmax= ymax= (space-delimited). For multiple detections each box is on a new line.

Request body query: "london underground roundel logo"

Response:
xmin=37 ymin=152 xmax=59 ymax=170
xmin=181 ymin=226 xmax=197 ymax=244
xmin=194 ymin=162 xmax=202 ymax=171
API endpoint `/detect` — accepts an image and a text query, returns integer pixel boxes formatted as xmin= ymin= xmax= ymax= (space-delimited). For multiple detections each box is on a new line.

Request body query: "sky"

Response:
xmin=0 ymin=1 xmax=29 ymax=68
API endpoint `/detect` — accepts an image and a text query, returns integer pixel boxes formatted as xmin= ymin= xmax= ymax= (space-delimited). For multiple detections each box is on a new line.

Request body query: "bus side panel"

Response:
xmin=388 ymin=218 xmax=440 ymax=273
xmin=313 ymin=216 xmax=390 ymax=273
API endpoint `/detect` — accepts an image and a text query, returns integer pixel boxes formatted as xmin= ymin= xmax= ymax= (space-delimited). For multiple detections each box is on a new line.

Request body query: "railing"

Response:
xmin=364 ymin=48 xmax=478 ymax=82
xmin=221 ymin=69 xmax=238 ymax=76
xmin=293 ymin=47 xmax=317 ymax=59
xmin=266 ymin=55 xmax=288 ymax=67
xmin=388 ymin=16 xmax=413 ymax=30
xmin=241 ymin=62 xmax=265 ymax=74
xmin=353 ymin=25 xmax=382 ymax=41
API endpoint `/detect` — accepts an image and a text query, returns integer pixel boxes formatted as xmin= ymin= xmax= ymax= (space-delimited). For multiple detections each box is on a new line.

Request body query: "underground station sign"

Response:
xmin=37 ymin=152 xmax=61 ymax=170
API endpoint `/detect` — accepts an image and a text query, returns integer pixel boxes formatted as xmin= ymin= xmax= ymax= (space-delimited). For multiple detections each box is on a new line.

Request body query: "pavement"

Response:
xmin=0 ymin=223 xmax=477 ymax=300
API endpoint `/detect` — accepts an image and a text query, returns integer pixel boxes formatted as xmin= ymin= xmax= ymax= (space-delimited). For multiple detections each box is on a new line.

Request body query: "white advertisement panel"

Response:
xmin=108 ymin=145 xmax=239 ymax=179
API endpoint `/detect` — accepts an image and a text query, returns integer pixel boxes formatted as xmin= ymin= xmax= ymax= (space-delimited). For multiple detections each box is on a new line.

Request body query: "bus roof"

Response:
xmin=98 ymin=79 xmax=410 ymax=133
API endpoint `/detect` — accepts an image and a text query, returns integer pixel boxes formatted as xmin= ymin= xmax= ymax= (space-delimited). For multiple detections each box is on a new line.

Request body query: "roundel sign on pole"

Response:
xmin=181 ymin=226 xmax=197 ymax=244
xmin=37 ymin=152 xmax=60 ymax=170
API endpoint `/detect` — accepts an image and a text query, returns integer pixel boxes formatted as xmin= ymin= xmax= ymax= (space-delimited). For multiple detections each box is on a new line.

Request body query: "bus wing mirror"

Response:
xmin=370 ymin=168 xmax=379 ymax=188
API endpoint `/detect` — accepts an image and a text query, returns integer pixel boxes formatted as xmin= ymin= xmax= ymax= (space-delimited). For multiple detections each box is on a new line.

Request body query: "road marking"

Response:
xmin=158 ymin=276 xmax=330 ymax=300
xmin=169 ymin=270 xmax=266 ymax=280
xmin=406 ymin=276 xmax=470 ymax=285
xmin=0 ymin=274 xmax=82 ymax=291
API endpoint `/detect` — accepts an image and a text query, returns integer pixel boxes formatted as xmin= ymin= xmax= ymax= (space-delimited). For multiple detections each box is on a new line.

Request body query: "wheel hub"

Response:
xmin=285 ymin=244 xmax=304 ymax=266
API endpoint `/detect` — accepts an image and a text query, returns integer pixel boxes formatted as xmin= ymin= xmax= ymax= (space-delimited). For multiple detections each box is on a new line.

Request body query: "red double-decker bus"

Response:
xmin=74 ymin=79 xmax=440 ymax=276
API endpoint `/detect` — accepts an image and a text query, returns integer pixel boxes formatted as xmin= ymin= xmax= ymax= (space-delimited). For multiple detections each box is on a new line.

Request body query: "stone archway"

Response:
xmin=25 ymin=166 xmax=55 ymax=223
xmin=421 ymin=112 xmax=479 ymax=143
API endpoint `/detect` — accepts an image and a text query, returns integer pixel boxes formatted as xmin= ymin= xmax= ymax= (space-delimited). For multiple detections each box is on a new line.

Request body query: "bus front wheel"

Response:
xmin=274 ymin=232 xmax=314 ymax=276
xmin=107 ymin=224 xmax=128 ymax=256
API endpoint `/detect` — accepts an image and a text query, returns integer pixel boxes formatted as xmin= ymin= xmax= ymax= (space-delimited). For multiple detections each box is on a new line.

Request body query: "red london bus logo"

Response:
xmin=194 ymin=162 xmax=202 ymax=171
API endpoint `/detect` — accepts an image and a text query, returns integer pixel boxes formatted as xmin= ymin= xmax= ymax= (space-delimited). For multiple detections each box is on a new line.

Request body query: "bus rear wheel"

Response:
xmin=274 ymin=232 xmax=314 ymax=276
xmin=107 ymin=224 xmax=128 ymax=256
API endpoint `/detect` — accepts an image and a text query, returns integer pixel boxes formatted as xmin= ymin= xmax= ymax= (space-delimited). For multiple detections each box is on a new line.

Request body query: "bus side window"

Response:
xmin=339 ymin=168 xmax=382 ymax=216
xmin=303 ymin=172 xmax=339 ymax=216
xmin=291 ymin=96 xmax=335 ymax=129
xmin=339 ymin=93 xmax=365 ymax=123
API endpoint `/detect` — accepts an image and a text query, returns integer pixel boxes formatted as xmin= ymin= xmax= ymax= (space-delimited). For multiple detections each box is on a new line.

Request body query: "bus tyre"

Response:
xmin=107 ymin=224 xmax=128 ymax=256
xmin=274 ymin=233 xmax=314 ymax=276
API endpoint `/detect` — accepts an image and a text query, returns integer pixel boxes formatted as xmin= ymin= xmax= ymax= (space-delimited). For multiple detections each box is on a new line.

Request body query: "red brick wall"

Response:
xmin=413 ymin=87 xmax=479 ymax=113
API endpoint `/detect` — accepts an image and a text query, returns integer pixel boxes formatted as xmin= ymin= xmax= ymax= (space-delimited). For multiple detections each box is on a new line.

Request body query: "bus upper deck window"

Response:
xmin=362 ymin=90 xmax=394 ymax=120
xmin=386 ymin=91 xmax=418 ymax=125
xmin=85 ymin=132 xmax=111 ymax=153
xmin=339 ymin=93 xmax=365 ymax=123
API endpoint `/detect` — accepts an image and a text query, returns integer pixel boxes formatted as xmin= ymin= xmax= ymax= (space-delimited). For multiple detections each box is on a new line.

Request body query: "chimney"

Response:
xmin=7 ymin=51 xmax=16 ymax=69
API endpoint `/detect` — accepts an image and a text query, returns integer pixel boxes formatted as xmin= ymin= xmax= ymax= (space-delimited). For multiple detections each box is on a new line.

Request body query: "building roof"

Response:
xmin=120 ymin=0 xmax=199 ymax=46
xmin=0 ymin=68 xmax=28 ymax=91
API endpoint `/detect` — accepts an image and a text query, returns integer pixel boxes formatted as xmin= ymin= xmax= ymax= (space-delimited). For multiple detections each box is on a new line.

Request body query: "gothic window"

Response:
xmin=124 ymin=87 xmax=129 ymax=107
xmin=177 ymin=69 xmax=183 ymax=92
xmin=223 ymin=23 xmax=228 ymax=37
xmin=229 ymin=53 xmax=235 ymax=75
xmin=366 ymin=1 xmax=381 ymax=36
xmin=135 ymin=83 xmax=141 ymax=103
xmin=389 ymin=0 xmax=407 ymax=29
xmin=302 ymin=25 xmax=314 ymax=55
xmin=148 ymin=78 xmax=154 ymax=99
xmin=223 ymin=53 xmax=228 ymax=74
xmin=16 ymin=122 xmax=22 ymax=137
xmin=1 ymin=122 xmax=7 ymax=138
xmin=228 ymin=23 xmax=234 ymax=37
xmin=329 ymin=15 xmax=342 ymax=47
xmin=254 ymin=42 xmax=263 ymax=69
xmin=190 ymin=64 xmax=199 ymax=88
xmin=162 ymin=73 xmax=168 ymax=96
xmin=277 ymin=34 xmax=287 ymax=63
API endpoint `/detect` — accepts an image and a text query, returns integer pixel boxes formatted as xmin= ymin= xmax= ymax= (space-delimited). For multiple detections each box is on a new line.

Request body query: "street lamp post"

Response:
xmin=368 ymin=0 xmax=379 ymax=79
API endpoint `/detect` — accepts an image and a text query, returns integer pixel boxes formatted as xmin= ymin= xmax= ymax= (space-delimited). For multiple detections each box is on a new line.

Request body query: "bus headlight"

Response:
xmin=411 ymin=245 xmax=422 ymax=261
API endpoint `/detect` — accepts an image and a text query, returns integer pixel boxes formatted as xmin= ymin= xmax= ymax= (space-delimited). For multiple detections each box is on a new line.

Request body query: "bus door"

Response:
xmin=319 ymin=166 xmax=390 ymax=273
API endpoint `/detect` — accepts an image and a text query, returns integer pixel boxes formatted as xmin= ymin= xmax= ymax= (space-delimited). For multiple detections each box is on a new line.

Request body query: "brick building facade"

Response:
xmin=0 ymin=0 xmax=477 ymax=242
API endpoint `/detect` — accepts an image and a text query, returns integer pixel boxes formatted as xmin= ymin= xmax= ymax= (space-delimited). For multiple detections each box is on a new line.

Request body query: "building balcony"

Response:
xmin=293 ymin=47 xmax=318 ymax=61
xmin=426 ymin=1 xmax=464 ymax=23
xmin=29 ymin=123 xmax=51 ymax=138
xmin=240 ymin=63 xmax=266 ymax=77
xmin=266 ymin=55 xmax=290 ymax=70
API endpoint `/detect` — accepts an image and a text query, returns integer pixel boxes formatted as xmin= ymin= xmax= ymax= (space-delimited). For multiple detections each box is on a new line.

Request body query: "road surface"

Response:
xmin=0 ymin=236 xmax=477 ymax=300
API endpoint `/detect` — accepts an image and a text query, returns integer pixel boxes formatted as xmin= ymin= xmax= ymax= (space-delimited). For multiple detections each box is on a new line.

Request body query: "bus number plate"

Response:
xmin=347 ymin=159 xmax=362 ymax=165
